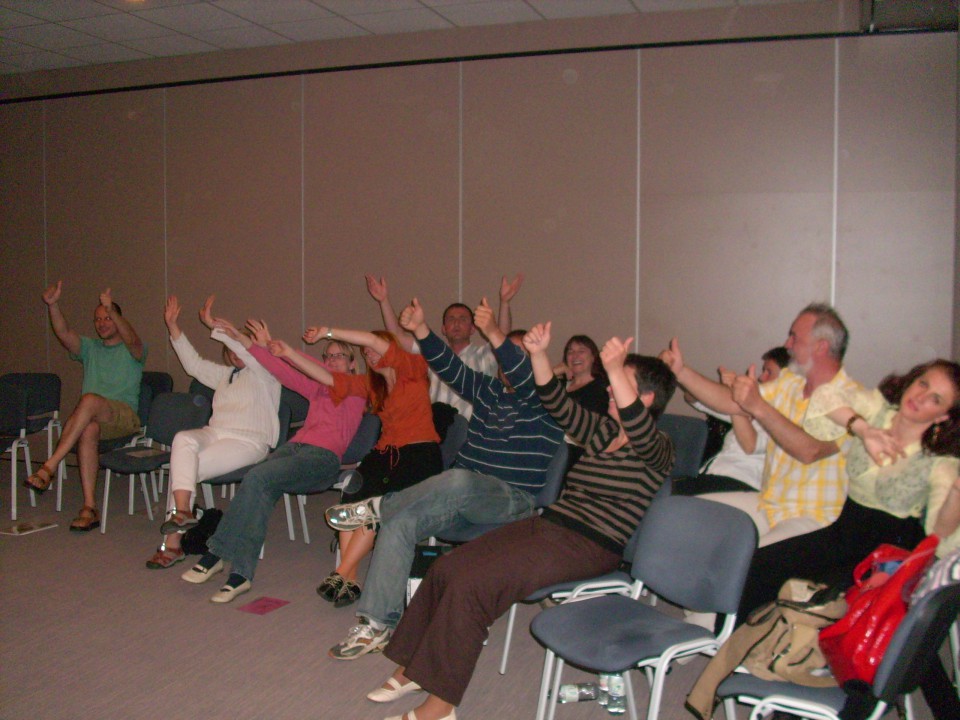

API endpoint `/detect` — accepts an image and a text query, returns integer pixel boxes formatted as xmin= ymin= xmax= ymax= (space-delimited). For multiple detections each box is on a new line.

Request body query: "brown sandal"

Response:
xmin=145 ymin=546 xmax=185 ymax=569
xmin=24 ymin=465 xmax=54 ymax=494
xmin=69 ymin=506 xmax=100 ymax=532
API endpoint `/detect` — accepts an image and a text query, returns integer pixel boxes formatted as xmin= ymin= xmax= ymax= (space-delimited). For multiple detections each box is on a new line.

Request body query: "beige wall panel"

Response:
xmin=165 ymin=78 xmax=303 ymax=386
xmin=303 ymin=65 xmax=460 ymax=338
xmin=0 ymin=104 xmax=47 ymax=376
xmin=640 ymin=41 xmax=836 ymax=410
xmin=44 ymin=92 xmax=165 ymax=407
xmin=836 ymin=34 xmax=957 ymax=385
xmin=462 ymin=52 xmax=639 ymax=353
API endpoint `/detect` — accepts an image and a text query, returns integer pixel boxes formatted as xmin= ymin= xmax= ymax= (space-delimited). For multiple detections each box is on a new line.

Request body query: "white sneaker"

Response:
xmin=324 ymin=498 xmax=380 ymax=531
xmin=329 ymin=619 xmax=391 ymax=660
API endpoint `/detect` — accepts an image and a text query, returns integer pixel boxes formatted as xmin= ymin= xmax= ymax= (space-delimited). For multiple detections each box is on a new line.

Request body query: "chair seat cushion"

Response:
xmin=99 ymin=446 xmax=171 ymax=474
xmin=530 ymin=594 xmax=715 ymax=673
xmin=718 ymin=672 xmax=846 ymax=711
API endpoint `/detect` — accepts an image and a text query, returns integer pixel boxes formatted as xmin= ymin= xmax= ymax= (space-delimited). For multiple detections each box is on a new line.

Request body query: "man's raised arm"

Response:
xmin=100 ymin=288 xmax=144 ymax=360
xmin=42 ymin=280 xmax=81 ymax=355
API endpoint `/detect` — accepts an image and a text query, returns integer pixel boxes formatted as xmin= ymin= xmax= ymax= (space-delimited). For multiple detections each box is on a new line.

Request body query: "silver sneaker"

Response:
xmin=329 ymin=620 xmax=391 ymax=660
xmin=324 ymin=498 xmax=380 ymax=531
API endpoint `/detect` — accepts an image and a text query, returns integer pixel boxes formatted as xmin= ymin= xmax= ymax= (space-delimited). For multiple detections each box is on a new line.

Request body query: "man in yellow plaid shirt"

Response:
xmin=660 ymin=303 xmax=861 ymax=548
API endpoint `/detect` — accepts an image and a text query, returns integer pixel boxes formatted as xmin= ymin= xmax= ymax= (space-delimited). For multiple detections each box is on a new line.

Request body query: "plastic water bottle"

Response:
xmin=606 ymin=673 xmax=626 ymax=715
xmin=556 ymin=682 xmax=599 ymax=703
xmin=597 ymin=674 xmax=610 ymax=706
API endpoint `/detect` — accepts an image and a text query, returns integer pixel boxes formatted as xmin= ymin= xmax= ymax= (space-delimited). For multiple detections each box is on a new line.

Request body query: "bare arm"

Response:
xmin=268 ymin=339 xmax=334 ymax=386
xmin=366 ymin=274 xmax=414 ymax=352
xmin=601 ymin=336 xmax=639 ymax=411
xmin=522 ymin=322 xmax=555 ymax=385
xmin=932 ymin=474 xmax=960 ymax=540
xmin=720 ymin=365 xmax=758 ymax=453
xmin=659 ymin=337 xmax=743 ymax=415
xmin=398 ymin=298 xmax=431 ymax=341
xmin=733 ymin=366 xmax=839 ymax=464
xmin=42 ymin=280 xmax=81 ymax=355
xmin=497 ymin=273 xmax=523 ymax=335
xmin=304 ymin=326 xmax=390 ymax=356
xmin=473 ymin=297 xmax=505 ymax=349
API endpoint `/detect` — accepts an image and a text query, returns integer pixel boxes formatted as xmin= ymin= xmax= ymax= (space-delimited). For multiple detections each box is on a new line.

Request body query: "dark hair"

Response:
xmin=625 ymin=355 xmax=676 ymax=420
xmin=506 ymin=329 xmax=526 ymax=342
xmin=365 ymin=330 xmax=398 ymax=414
xmin=442 ymin=303 xmax=473 ymax=324
xmin=762 ymin=346 xmax=790 ymax=369
xmin=564 ymin=335 xmax=605 ymax=382
xmin=800 ymin=303 xmax=849 ymax=361
xmin=878 ymin=359 xmax=960 ymax=458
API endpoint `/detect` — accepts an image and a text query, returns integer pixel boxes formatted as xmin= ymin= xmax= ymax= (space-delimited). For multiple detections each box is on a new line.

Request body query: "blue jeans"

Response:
xmin=357 ymin=468 xmax=536 ymax=628
xmin=206 ymin=443 xmax=341 ymax=581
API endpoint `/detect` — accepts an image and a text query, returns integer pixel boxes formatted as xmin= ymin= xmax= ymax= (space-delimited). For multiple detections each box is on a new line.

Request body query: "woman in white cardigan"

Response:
xmin=145 ymin=295 xmax=280 ymax=569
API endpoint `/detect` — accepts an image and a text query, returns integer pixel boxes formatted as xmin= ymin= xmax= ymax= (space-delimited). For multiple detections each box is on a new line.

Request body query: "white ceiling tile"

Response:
xmin=432 ymin=0 xmax=541 ymax=27
xmin=0 ymin=36 xmax=34 ymax=55
xmin=269 ymin=16 xmax=368 ymax=42
xmin=527 ymin=0 xmax=639 ymax=20
xmin=200 ymin=24 xmax=294 ymax=49
xmin=3 ymin=48 xmax=88 ymax=71
xmin=634 ymin=0 xmax=734 ymax=11
xmin=212 ymin=0 xmax=335 ymax=25
xmin=3 ymin=22 xmax=101 ymax=49
xmin=0 ymin=5 xmax=46 ymax=29
xmin=0 ymin=0 xmax=116 ymax=22
xmin=63 ymin=13 xmax=173 ymax=41
xmin=123 ymin=33 xmax=219 ymax=56
xmin=350 ymin=8 xmax=453 ymax=34
xmin=318 ymin=1 xmax=423 ymax=13
xmin=62 ymin=41 xmax=152 ymax=63
xmin=134 ymin=2 xmax=252 ymax=33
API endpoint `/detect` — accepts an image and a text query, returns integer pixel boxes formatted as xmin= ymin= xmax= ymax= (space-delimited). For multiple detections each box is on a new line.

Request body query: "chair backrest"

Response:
xmin=0 ymin=380 xmax=27 ymax=436
xmin=631 ymin=495 xmax=757 ymax=615
xmin=0 ymin=373 xmax=61 ymax=433
xmin=342 ymin=413 xmax=381 ymax=465
xmin=657 ymin=413 xmax=708 ymax=479
xmin=873 ymin=582 xmax=960 ymax=703
xmin=188 ymin=378 xmax=216 ymax=404
xmin=146 ymin=392 xmax=212 ymax=446
xmin=138 ymin=371 xmax=174 ymax=424
xmin=280 ymin=387 xmax=310 ymax=436
xmin=274 ymin=401 xmax=291 ymax=450
xmin=440 ymin=413 xmax=469 ymax=469
xmin=532 ymin=442 xmax=569 ymax=508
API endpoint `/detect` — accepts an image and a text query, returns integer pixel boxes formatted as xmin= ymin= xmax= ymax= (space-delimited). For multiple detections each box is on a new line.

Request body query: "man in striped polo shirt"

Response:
xmin=325 ymin=296 xmax=564 ymax=661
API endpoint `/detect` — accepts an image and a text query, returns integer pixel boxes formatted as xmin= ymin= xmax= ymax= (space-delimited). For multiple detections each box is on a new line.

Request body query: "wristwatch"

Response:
xmin=325 ymin=329 xmax=334 ymax=339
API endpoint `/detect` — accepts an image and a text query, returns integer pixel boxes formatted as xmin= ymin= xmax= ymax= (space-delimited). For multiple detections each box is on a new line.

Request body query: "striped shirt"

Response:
xmin=419 ymin=331 xmax=564 ymax=492
xmin=537 ymin=376 xmax=675 ymax=554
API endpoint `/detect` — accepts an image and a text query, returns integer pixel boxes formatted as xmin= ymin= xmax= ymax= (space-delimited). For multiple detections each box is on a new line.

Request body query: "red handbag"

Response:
xmin=818 ymin=534 xmax=940 ymax=686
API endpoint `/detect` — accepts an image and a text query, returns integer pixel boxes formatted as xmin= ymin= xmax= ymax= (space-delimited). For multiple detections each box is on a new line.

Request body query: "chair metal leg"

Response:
xmin=283 ymin=494 xmax=296 ymax=541
xmin=950 ymin=621 xmax=960 ymax=699
xmin=8 ymin=443 xmax=18 ymax=520
xmin=139 ymin=474 xmax=154 ymax=521
xmin=24 ymin=443 xmax=37 ymax=509
xmin=535 ymin=649 xmax=557 ymax=720
xmin=624 ymin=670 xmax=639 ymax=720
xmin=101 ymin=469 xmax=112 ymax=534
xmin=547 ymin=657 xmax=565 ymax=720
xmin=298 ymin=495 xmax=310 ymax=544
xmin=200 ymin=483 xmax=215 ymax=509
xmin=722 ymin=697 xmax=738 ymax=720
xmin=499 ymin=603 xmax=518 ymax=675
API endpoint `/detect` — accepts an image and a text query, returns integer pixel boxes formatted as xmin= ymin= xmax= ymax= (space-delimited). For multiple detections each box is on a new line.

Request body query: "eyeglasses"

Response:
xmin=323 ymin=352 xmax=350 ymax=361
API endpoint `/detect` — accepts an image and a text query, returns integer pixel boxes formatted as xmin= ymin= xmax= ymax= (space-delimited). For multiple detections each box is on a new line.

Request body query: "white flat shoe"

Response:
xmin=384 ymin=709 xmax=455 ymax=720
xmin=210 ymin=579 xmax=251 ymax=604
xmin=181 ymin=559 xmax=224 ymax=584
xmin=367 ymin=676 xmax=423 ymax=703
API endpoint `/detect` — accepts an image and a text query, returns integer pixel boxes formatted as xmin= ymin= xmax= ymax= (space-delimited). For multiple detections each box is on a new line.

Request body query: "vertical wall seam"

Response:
xmin=42 ymin=103 xmax=49 ymax=369
xmin=635 ymin=49 xmax=642 ymax=343
xmin=458 ymin=62 xmax=464 ymax=300
xmin=301 ymin=75 xmax=306 ymax=335
xmin=162 ymin=89 xmax=169 ymax=371
xmin=831 ymin=38 xmax=840 ymax=306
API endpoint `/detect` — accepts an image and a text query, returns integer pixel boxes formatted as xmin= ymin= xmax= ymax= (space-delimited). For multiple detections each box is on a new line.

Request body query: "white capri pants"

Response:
xmin=697 ymin=490 xmax=824 ymax=547
xmin=166 ymin=426 xmax=269 ymax=512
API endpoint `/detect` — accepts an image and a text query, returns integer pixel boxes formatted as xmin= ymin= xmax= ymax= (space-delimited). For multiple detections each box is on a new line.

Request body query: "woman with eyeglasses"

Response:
xmin=178 ymin=319 xmax=368 ymax=603
xmin=268 ymin=325 xmax=442 ymax=609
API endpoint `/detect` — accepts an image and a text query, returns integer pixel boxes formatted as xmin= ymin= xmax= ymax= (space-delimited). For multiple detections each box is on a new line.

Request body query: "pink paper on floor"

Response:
xmin=237 ymin=597 xmax=290 ymax=615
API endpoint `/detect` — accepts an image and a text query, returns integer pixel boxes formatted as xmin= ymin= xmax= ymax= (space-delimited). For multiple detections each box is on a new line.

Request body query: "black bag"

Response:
xmin=181 ymin=506 xmax=223 ymax=555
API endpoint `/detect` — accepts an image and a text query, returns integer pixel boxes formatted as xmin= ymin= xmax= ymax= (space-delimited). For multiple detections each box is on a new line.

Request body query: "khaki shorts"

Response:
xmin=100 ymin=399 xmax=141 ymax=440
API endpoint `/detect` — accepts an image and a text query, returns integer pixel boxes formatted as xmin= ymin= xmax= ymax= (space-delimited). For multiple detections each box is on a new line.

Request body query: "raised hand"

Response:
xmin=99 ymin=288 xmax=113 ymax=310
xmin=245 ymin=319 xmax=271 ymax=347
xmin=522 ymin=322 xmax=552 ymax=356
xmin=164 ymin=295 xmax=182 ymax=331
xmin=199 ymin=295 xmax=216 ymax=329
xmin=365 ymin=274 xmax=389 ymax=303
xmin=42 ymin=280 xmax=63 ymax=306
xmin=398 ymin=298 xmax=426 ymax=334
xmin=473 ymin=297 xmax=496 ymax=337
xmin=718 ymin=365 xmax=737 ymax=389
xmin=601 ymin=336 xmax=633 ymax=374
xmin=658 ymin=337 xmax=684 ymax=376
xmin=303 ymin=326 xmax=329 ymax=345
xmin=268 ymin=339 xmax=292 ymax=357
xmin=499 ymin=273 xmax=524 ymax=303
xmin=731 ymin=365 xmax=763 ymax=416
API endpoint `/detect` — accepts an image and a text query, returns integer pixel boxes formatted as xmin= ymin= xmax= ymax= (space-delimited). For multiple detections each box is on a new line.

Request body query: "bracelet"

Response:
xmin=846 ymin=413 xmax=864 ymax=437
